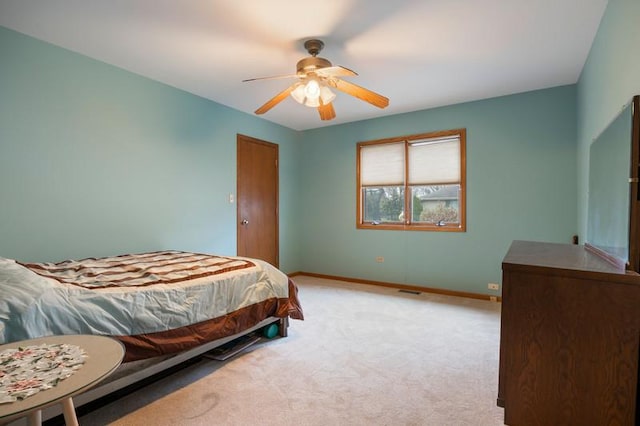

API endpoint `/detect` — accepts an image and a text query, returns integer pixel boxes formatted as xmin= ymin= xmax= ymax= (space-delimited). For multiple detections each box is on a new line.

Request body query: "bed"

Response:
xmin=0 ymin=250 xmax=303 ymax=420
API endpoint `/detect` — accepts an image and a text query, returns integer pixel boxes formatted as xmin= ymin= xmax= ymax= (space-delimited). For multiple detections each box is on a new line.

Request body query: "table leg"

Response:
xmin=27 ymin=409 xmax=41 ymax=426
xmin=61 ymin=397 xmax=79 ymax=426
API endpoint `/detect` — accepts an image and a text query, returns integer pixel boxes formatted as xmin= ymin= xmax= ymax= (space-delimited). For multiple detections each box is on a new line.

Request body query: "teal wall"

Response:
xmin=0 ymin=26 xmax=303 ymax=272
xmin=299 ymin=86 xmax=577 ymax=294
xmin=1 ymin=20 xmax=590 ymax=296
xmin=577 ymin=0 xmax=640 ymax=238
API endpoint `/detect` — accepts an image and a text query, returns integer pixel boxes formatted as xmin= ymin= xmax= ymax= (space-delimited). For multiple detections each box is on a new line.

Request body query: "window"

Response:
xmin=357 ymin=129 xmax=466 ymax=231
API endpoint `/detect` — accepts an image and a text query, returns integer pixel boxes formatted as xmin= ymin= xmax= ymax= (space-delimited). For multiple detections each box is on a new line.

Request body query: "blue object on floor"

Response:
xmin=263 ymin=323 xmax=279 ymax=338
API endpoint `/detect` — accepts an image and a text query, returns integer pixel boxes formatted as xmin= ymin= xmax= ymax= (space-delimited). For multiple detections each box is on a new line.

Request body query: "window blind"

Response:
xmin=360 ymin=142 xmax=404 ymax=186
xmin=408 ymin=137 xmax=460 ymax=184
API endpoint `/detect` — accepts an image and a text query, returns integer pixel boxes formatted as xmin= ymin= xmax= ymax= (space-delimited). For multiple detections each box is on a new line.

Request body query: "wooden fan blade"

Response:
xmin=242 ymin=74 xmax=298 ymax=83
xmin=328 ymin=78 xmax=389 ymax=109
xmin=318 ymin=101 xmax=336 ymax=121
xmin=254 ymin=84 xmax=297 ymax=115
xmin=316 ymin=66 xmax=358 ymax=78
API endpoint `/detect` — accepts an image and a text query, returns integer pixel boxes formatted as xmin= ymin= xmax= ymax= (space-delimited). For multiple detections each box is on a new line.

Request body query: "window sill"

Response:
xmin=357 ymin=223 xmax=466 ymax=232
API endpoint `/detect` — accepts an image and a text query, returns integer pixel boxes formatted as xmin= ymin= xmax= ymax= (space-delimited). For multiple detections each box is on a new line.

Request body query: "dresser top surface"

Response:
xmin=503 ymin=240 xmax=630 ymax=276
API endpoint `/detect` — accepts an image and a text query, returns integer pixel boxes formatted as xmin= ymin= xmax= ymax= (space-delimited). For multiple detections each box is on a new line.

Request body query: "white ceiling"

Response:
xmin=0 ymin=0 xmax=608 ymax=131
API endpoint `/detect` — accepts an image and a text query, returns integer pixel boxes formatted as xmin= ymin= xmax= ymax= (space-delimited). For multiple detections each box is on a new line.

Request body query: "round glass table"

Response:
xmin=0 ymin=334 xmax=124 ymax=426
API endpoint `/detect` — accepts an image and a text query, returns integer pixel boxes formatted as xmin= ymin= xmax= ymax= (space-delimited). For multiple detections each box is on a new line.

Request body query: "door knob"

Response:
xmin=241 ymin=219 xmax=249 ymax=225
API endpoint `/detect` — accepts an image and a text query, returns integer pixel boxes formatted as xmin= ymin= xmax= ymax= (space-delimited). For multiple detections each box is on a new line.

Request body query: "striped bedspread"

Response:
xmin=0 ymin=251 xmax=303 ymax=361
xmin=20 ymin=251 xmax=256 ymax=289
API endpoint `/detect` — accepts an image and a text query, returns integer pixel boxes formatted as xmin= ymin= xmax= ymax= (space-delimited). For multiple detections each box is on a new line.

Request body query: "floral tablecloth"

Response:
xmin=0 ymin=343 xmax=87 ymax=404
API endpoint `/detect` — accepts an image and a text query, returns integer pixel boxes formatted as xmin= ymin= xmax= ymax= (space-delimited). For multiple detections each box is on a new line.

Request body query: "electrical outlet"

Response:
xmin=375 ymin=256 xmax=384 ymax=263
xmin=488 ymin=283 xmax=499 ymax=290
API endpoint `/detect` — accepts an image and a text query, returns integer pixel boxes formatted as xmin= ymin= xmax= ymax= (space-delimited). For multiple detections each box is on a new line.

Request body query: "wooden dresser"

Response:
xmin=498 ymin=240 xmax=640 ymax=425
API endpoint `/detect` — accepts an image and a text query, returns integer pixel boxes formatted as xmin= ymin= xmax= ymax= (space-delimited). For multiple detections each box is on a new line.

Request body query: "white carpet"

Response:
xmin=79 ymin=276 xmax=505 ymax=425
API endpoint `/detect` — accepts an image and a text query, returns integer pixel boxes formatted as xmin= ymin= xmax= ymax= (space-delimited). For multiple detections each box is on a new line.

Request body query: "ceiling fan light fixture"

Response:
xmin=290 ymin=83 xmax=307 ymax=104
xmin=291 ymin=79 xmax=334 ymax=108
xmin=320 ymin=85 xmax=336 ymax=104
xmin=304 ymin=79 xmax=320 ymax=98
xmin=305 ymin=97 xmax=320 ymax=108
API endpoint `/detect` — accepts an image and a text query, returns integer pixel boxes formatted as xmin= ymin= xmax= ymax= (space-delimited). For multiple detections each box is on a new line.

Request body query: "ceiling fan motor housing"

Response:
xmin=296 ymin=56 xmax=332 ymax=75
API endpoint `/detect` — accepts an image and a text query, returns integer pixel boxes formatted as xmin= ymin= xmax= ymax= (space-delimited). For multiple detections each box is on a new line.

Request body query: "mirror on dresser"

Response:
xmin=586 ymin=95 xmax=640 ymax=272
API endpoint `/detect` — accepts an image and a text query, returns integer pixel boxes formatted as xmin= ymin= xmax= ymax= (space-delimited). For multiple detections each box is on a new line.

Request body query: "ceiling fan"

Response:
xmin=243 ymin=39 xmax=389 ymax=121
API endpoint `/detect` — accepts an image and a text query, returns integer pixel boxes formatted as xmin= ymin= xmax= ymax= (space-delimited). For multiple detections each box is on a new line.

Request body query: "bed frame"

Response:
xmin=35 ymin=316 xmax=288 ymax=423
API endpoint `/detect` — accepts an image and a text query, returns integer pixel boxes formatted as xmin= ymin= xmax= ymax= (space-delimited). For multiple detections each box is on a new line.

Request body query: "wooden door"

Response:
xmin=236 ymin=134 xmax=279 ymax=266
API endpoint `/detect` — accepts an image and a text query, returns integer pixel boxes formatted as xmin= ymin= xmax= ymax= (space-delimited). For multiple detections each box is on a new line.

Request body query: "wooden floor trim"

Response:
xmin=288 ymin=271 xmax=502 ymax=302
